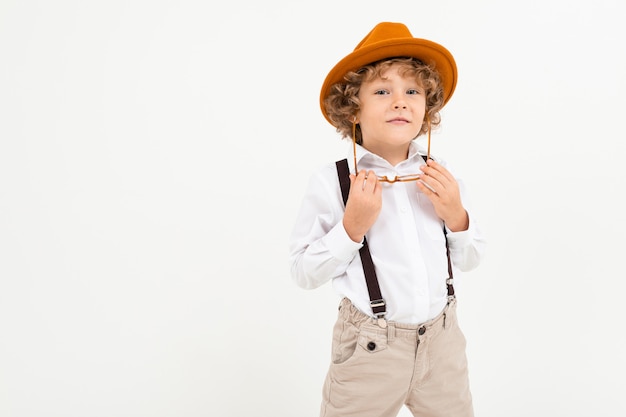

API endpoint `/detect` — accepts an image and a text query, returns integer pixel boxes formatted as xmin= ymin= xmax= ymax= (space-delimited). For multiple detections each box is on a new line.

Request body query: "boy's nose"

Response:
xmin=394 ymin=103 xmax=407 ymax=109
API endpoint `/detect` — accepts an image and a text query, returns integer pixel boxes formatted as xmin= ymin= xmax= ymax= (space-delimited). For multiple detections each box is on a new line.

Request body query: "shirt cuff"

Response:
xmin=324 ymin=221 xmax=363 ymax=262
xmin=444 ymin=213 xmax=476 ymax=247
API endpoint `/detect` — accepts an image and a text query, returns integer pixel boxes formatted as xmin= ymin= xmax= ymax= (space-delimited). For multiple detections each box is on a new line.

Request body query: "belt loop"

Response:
xmin=387 ymin=322 xmax=395 ymax=342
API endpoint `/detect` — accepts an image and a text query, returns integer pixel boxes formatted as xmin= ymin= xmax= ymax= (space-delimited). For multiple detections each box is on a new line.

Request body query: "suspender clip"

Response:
xmin=370 ymin=299 xmax=387 ymax=328
xmin=446 ymin=278 xmax=456 ymax=303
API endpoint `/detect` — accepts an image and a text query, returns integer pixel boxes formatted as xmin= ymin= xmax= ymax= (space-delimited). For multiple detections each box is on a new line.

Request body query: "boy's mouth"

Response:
xmin=388 ymin=117 xmax=410 ymax=123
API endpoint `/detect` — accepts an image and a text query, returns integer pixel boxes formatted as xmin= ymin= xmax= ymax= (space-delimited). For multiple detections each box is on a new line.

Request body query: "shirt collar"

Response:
xmin=346 ymin=141 xmax=428 ymax=175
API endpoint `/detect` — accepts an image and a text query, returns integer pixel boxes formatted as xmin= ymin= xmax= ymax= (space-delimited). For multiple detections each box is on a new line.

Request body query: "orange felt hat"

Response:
xmin=320 ymin=22 xmax=458 ymax=126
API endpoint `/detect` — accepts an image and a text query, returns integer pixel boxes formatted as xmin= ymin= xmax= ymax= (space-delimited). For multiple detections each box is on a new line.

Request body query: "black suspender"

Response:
xmin=335 ymin=158 xmax=455 ymax=321
xmin=336 ymin=159 xmax=387 ymax=319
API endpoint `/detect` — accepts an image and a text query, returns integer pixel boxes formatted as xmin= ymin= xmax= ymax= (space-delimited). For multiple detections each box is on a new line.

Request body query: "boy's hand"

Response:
xmin=417 ymin=159 xmax=469 ymax=232
xmin=343 ymin=170 xmax=382 ymax=243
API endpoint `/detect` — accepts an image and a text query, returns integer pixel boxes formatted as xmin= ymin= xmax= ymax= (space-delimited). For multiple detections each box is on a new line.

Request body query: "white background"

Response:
xmin=1 ymin=1 xmax=625 ymax=416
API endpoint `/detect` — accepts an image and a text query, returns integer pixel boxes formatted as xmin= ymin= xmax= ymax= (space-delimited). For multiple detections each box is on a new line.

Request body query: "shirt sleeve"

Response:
xmin=445 ymin=212 xmax=487 ymax=272
xmin=443 ymin=176 xmax=487 ymax=272
xmin=288 ymin=164 xmax=362 ymax=289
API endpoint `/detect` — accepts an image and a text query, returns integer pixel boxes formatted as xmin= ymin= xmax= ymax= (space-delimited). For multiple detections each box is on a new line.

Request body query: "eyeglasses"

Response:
xmin=352 ymin=114 xmax=431 ymax=184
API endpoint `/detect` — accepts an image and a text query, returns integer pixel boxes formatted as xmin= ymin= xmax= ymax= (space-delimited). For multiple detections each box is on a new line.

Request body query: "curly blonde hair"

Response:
xmin=323 ymin=57 xmax=445 ymax=144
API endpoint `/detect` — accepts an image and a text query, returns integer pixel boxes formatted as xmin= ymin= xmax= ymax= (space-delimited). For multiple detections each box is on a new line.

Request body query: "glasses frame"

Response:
xmin=352 ymin=114 xmax=431 ymax=184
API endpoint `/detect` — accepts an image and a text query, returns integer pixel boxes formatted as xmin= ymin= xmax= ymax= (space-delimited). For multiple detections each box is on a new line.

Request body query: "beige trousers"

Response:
xmin=320 ymin=298 xmax=474 ymax=417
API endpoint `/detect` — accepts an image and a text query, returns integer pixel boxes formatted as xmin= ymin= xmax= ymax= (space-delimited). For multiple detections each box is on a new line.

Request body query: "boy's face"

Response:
xmin=357 ymin=63 xmax=426 ymax=158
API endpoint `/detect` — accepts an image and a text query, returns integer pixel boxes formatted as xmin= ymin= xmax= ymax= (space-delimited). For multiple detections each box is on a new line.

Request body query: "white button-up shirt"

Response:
xmin=289 ymin=141 xmax=487 ymax=324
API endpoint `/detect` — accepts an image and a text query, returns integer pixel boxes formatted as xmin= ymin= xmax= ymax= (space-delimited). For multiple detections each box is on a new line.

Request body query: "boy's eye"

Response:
xmin=374 ymin=89 xmax=389 ymax=95
xmin=407 ymin=89 xmax=421 ymax=95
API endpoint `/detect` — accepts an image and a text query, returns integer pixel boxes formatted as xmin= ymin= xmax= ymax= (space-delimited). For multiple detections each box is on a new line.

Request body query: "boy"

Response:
xmin=289 ymin=22 xmax=486 ymax=417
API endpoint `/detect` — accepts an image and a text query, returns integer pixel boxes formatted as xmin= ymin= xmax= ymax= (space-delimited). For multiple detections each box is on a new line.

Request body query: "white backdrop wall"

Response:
xmin=1 ymin=1 xmax=625 ymax=416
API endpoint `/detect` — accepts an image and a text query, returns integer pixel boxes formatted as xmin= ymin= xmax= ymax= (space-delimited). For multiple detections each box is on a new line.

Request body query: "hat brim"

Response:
xmin=320 ymin=38 xmax=458 ymax=126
